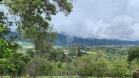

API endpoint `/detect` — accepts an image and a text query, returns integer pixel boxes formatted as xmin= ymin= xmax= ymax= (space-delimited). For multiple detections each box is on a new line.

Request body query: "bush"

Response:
xmin=72 ymin=51 xmax=132 ymax=77
xmin=26 ymin=56 xmax=54 ymax=77
xmin=72 ymin=51 xmax=110 ymax=77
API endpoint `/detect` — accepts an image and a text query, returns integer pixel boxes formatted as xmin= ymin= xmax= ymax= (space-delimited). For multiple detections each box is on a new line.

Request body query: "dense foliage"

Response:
xmin=0 ymin=16 xmax=30 ymax=78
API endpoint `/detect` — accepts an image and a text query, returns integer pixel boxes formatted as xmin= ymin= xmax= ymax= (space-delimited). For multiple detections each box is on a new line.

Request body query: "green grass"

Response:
xmin=0 ymin=76 xmax=115 ymax=78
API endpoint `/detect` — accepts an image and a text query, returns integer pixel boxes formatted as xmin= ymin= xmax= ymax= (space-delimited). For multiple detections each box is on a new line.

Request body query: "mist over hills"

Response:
xmin=9 ymin=32 xmax=139 ymax=46
xmin=55 ymin=33 xmax=139 ymax=46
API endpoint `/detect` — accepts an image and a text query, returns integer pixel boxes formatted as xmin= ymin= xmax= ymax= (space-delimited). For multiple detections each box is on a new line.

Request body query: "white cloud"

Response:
xmin=52 ymin=0 xmax=139 ymax=40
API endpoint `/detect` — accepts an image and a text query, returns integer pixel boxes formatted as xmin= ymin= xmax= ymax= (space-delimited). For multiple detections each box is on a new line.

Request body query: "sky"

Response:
xmin=52 ymin=0 xmax=139 ymax=41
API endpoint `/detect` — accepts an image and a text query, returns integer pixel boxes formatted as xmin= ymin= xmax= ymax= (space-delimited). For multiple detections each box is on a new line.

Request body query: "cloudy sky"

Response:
xmin=52 ymin=0 xmax=139 ymax=40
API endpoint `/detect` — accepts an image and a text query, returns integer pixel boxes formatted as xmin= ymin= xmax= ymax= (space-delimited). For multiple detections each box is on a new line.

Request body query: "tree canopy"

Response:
xmin=2 ymin=0 xmax=73 ymax=56
xmin=1 ymin=0 xmax=73 ymax=77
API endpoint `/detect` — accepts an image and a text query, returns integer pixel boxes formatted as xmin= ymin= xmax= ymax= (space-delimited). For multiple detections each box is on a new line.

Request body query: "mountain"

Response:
xmin=55 ymin=33 xmax=139 ymax=46
xmin=9 ymin=32 xmax=139 ymax=46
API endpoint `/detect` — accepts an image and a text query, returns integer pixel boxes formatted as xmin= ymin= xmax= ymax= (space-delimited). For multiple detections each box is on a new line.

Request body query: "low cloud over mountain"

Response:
xmin=52 ymin=0 xmax=139 ymax=41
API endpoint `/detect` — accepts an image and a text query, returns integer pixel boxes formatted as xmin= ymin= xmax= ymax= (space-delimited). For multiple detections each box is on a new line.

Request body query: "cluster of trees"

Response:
xmin=0 ymin=0 xmax=73 ymax=78
xmin=44 ymin=48 xmax=139 ymax=77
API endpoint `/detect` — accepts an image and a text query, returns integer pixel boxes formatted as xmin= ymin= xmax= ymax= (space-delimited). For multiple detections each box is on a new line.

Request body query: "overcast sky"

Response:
xmin=52 ymin=0 xmax=139 ymax=40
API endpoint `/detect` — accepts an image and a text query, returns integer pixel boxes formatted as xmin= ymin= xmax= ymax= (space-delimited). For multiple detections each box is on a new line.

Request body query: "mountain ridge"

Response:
xmin=55 ymin=33 xmax=139 ymax=46
xmin=9 ymin=32 xmax=139 ymax=46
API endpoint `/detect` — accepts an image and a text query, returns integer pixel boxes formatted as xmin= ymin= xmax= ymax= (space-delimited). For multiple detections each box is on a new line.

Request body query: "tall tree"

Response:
xmin=1 ymin=0 xmax=73 ymax=77
xmin=4 ymin=0 xmax=73 ymax=56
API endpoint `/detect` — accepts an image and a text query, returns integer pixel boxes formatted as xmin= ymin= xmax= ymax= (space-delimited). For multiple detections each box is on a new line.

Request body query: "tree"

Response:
xmin=0 ymin=24 xmax=18 ymax=77
xmin=0 ymin=1 xmax=30 ymax=77
xmin=128 ymin=47 xmax=139 ymax=64
xmin=0 ymin=0 xmax=73 ymax=77
xmin=0 ymin=6 xmax=13 ymax=77
xmin=26 ymin=56 xmax=53 ymax=78
xmin=0 ymin=24 xmax=30 ymax=77
xmin=4 ymin=0 xmax=73 ymax=57
xmin=7 ymin=52 xmax=30 ymax=77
